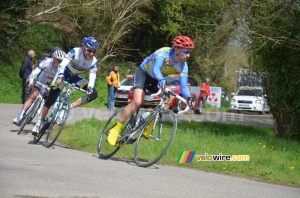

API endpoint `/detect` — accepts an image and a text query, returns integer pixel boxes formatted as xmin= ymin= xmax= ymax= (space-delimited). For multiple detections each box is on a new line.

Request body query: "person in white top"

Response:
xmin=13 ymin=50 xmax=66 ymax=125
xmin=32 ymin=37 xmax=100 ymax=134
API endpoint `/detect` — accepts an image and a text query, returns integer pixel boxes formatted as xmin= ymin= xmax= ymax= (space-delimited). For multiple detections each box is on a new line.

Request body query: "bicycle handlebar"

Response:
xmin=151 ymin=88 xmax=189 ymax=114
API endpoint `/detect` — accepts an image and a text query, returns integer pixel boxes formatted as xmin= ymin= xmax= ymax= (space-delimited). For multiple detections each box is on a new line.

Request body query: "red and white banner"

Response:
xmin=207 ymin=87 xmax=222 ymax=108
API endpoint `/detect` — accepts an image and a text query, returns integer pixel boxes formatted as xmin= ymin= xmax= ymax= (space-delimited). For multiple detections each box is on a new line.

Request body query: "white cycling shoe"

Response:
xmin=13 ymin=117 xmax=20 ymax=126
xmin=31 ymin=125 xmax=40 ymax=136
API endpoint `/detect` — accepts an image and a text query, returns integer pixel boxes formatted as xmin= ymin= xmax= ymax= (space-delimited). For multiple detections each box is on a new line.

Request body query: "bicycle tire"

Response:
xmin=98 ymin=107 xmax=128 ymax=159
xmin=17 ymin=97 xmax=42 ymax=135
xmin=44 ymin=102 xmax=70 ymax=148
xmin=134 ymin=109 xmax=177 ymax=167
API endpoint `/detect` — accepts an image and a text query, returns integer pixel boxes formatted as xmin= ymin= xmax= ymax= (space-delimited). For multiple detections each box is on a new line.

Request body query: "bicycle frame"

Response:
xmin=118 ymin=88 xmax=189 ymax=145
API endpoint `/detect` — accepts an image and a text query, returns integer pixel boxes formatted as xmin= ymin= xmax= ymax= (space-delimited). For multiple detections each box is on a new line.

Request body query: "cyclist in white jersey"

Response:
xmin=107 ymin=35 xmax=196 ymax=146
xmin=32 ymin=37 xmax=100 ymax=134
xmin=13 ymin=50 xmax=66 ymax=125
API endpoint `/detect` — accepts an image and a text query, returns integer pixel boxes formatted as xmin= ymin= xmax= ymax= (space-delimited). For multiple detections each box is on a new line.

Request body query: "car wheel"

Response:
xmin=173 ymin=99 xmax=182 ymax=114
xmin=259 ymin=105 xmax=265 ymax=115
xmin=194 ymin=99 xmax=203 ymax=114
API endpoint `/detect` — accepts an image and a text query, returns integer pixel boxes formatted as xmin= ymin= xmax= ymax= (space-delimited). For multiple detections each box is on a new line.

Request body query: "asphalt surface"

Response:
xmin=0 ymin=103 xmax=299 ymax=198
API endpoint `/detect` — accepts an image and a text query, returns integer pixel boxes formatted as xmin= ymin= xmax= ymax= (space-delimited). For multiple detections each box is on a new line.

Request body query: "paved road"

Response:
xmin=1 ymin=104 xmax=299 ymax=198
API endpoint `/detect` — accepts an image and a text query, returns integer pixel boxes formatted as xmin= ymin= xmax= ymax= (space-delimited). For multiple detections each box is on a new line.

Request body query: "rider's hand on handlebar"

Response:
xmin=56 ymin=77 xmax=63 ymax=85
xmin=158 ymin=79 xmax=166 ymax=90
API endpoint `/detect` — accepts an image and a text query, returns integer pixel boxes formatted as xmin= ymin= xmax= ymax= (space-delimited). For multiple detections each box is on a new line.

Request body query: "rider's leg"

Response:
xmin=32 ymin=87 xmax=60 ymax=134
xmin=70 ymin=87 xmax=98 ymax=108
xmin=107 ymin=88 xmax=144 ymax=146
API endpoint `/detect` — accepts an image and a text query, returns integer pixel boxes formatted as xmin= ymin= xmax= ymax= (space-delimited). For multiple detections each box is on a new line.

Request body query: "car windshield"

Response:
xmin=165 ymin=76 xmax=198 ymax=86
xmin=121 ymin=78 xmax=133 ymax=86
xmin=165 ymin=76 xmax=180 ymax=85
xmin=237 ymin=89 xmax=262 ymax=96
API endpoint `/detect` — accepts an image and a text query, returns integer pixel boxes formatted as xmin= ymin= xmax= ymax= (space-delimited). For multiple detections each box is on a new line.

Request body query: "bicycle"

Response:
xmin=17 ymin=81 xmax=50 ymax=135
xmin=98 ymin=88 xmax=189 ymax=167
xmin=33 ymin=82 xmax=86 ymax=147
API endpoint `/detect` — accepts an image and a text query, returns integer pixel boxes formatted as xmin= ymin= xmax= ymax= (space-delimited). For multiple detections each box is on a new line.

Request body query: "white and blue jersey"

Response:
xmin=29 ymin=58 xmax=57 ymax=88
xmin=140 ymin=47 xmax=190 ymax=98
xmin=58 ymin=47 xmax=98 ymax=88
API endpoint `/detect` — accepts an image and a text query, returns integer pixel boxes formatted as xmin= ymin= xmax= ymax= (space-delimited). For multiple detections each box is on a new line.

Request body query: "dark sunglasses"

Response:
xmin=86 ymin=48 xmax=96 ymax=53
xmin=181 ymin=49 xmax=191 ymax=54
xmin=55 ymin=59 xmax=62 ymax=63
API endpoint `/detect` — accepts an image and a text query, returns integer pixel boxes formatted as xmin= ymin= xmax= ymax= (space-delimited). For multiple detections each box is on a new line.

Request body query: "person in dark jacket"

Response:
xmin=20 ymin=50 xmax=35 ymax=103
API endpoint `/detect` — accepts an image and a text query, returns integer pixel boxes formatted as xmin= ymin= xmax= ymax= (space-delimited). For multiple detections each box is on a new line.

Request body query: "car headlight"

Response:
xmin=255 ymin=100 xmax=262 ymax=104
xmin=230 ymin=98 xmax=236 ymax=102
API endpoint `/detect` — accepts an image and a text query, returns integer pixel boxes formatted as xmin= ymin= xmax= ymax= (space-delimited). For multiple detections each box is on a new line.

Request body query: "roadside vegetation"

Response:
xmin=58 ymin=118 xmax=300 ymax=186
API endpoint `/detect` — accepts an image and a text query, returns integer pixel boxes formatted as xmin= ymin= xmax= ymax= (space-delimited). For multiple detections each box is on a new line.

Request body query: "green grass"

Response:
xmin=2 ymin=61 xmax=299 ymax=186
xmin=58 ymin=118 xmax=300 ymax=186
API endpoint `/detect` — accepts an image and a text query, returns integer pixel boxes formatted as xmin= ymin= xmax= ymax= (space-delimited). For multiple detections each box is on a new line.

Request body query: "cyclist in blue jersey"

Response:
xmin=32 ymin=37 xmax=100 ymax=134
xmin=107 ymin=35 xmax=195 ymax=146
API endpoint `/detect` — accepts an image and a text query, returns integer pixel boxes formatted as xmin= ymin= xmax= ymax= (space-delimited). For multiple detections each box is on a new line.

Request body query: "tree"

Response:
xmin=0 ymin=0 xmax=34 ymax=60
xmin=25 ymin=0 xmax=151 ymax=65
xmin=244 ymin=0 xmax=300 ymax=139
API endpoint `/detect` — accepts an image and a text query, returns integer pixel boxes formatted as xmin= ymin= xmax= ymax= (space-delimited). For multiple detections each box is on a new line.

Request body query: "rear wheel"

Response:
xmin=134 ymin=109 xmax=177 ymax=167
xmin=44 ymin=102 xmax=70 ymax=148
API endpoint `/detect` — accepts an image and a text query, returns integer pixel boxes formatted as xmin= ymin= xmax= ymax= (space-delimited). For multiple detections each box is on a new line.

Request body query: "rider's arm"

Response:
xmin=179 ymin=74 xmax=190 ymax=99
xmin=87 ymin=61 xmax=98 ymax=89
xmin=57 ymin=49 xmax=73 ymax=77
xmin=179 ymin=63 xmax=190 ymax=99
xmin=29 ymin=67 xmax=41 ymax=86
xmin=152 ymin=56 xmax=165 ymax=82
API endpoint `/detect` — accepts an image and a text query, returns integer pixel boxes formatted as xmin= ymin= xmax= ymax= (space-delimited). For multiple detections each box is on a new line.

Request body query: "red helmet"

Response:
xmin=172 ymin=36 xmax=195 ymax=49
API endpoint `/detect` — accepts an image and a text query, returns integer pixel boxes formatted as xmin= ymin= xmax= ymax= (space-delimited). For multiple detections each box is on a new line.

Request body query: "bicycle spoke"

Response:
xmin=134 ymin=109 xmax=177 ymax=167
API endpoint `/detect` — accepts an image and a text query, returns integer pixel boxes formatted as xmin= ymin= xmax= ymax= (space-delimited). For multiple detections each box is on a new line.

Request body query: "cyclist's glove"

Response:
xmin=158 ymin=79 xmax=166 ymax=88
xmin=187 ymin=97 xmax=196 ymax=110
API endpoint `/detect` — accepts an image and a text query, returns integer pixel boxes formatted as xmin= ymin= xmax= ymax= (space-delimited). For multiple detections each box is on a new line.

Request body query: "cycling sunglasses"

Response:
xmin=181 ymin=49 xmax=191 ymax=54
xmin=85 ymin=48 xmax=97 ymax=54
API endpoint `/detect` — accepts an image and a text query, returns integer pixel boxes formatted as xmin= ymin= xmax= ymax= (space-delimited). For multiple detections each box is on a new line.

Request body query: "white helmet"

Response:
xmin=53 ymin=50 xmax=66 ymax=61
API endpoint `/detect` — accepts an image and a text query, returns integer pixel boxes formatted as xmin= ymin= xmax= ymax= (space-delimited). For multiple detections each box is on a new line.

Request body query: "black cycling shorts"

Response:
xmin=133 ymin=67 xmax=159 ymax=93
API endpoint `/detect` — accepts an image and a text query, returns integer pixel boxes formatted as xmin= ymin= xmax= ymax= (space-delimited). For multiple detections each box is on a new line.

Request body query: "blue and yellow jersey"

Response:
xmin=140 ymin=47 xmax=190 ymax=98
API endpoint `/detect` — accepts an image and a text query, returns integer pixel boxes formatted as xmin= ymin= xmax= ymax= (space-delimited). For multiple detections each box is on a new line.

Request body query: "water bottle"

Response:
xmin=136 ymin=112 xmax=150 ymax=126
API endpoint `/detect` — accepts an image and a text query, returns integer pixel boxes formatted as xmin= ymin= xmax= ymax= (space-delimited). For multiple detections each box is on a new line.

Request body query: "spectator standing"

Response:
xmin=20 ymin=50 xmax=35 ymax=104
xmin=201 ymin=78 xmax=211 ymax=108
xmin=105 ymin=65 xmax=120 ymax=110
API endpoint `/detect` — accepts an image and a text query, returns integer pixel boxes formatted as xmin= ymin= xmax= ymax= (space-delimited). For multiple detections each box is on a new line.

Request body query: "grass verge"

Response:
xmin=58 ymin=118 xmax=299 ymax=186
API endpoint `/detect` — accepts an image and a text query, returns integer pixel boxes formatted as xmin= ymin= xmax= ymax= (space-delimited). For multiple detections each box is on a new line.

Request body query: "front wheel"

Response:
xmin=18 ymin=97 xmax=42 ymax=135
xmin=134 ymin=109 xmax=177 ymax=167
xmin=44 ymin=102 xmax=70 ymax=148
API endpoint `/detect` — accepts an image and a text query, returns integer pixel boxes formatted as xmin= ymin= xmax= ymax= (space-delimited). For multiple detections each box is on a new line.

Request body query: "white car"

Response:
xmin=115 ymin=75 xmax=134 ymax=106
xmin=230 ymin=86 xmax=269 ymax=114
